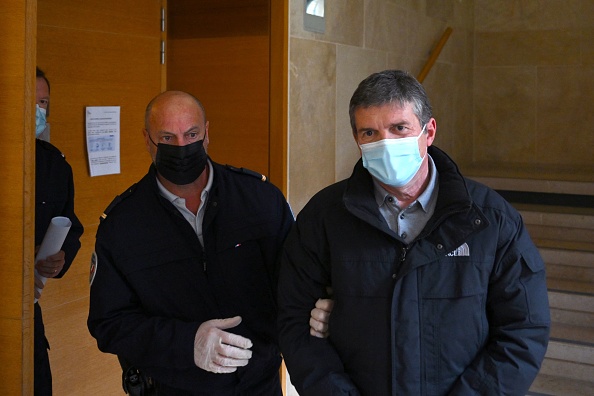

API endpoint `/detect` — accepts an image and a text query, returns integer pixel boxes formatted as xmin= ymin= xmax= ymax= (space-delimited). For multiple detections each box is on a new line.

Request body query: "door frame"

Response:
xmin=269 ymin=0 xmax=289 ymax=195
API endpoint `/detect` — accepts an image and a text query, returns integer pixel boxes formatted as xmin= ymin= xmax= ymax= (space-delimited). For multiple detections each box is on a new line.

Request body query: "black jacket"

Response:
xmin=35 ymin=139 xmax=83 ymax=274
xmin=88 ymin=161 xmax=293 ymax=395
xmin=278 ymin=146 xmax=550 ymax=396
xmin=35 ymin=138 xmax=84 ymax=318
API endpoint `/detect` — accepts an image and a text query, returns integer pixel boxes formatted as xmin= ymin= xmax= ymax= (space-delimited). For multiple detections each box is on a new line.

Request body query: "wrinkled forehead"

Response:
xmin=150 ymin=95 xmax=205 ymax=131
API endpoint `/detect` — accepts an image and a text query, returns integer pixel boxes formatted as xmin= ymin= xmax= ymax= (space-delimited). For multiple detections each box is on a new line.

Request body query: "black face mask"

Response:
xmin=154 ymin=139 xmax=208 ymax=185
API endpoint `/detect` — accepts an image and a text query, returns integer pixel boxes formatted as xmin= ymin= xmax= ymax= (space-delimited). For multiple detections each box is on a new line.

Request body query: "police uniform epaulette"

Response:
xmin=37 ymin=139 xmax=65 ymax=158
xmin=100 ymin=183 xmax=138 ymax=222
xmin=225 ymin=164 xmax=268 ymax=182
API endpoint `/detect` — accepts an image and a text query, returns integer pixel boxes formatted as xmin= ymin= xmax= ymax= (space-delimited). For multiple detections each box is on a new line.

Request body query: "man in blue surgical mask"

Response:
xmin=278 ymin=70 xmax=550 ymax=395
xmin=34 ymin=67 xmax=84 ymax=395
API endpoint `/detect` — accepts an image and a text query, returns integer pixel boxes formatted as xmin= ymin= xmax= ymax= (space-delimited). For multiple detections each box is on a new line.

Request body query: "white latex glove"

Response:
xmin=310 ymin=298 xmax=334 ymax=338
xmin=194 ymin=316 xmax=253 ymax=374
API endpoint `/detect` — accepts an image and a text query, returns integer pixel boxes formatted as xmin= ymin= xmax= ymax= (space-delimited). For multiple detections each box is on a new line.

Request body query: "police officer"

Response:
xmin=34 ymin=67 xmax=84 ymax=395
xmin=87 ymin=91 xmax=294 ymax=395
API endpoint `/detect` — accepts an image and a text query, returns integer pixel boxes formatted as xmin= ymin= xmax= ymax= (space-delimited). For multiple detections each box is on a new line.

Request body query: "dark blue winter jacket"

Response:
xmin=278 ymin=146 xmax=550 ymax=396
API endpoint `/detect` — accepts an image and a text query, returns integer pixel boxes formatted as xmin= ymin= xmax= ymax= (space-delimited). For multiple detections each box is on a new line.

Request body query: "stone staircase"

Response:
xmin=518 ymin=204 xmax=594 ymax=395
xmin=467 ymin=176 xmax=594 ymax=395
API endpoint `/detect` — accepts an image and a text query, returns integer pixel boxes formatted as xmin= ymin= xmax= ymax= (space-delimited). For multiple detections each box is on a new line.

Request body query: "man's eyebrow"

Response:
xmin=157 ymin=126 xmax=200 ymax=135
xmin=390 ymin=120 xmax=412 ymax=127
xmin=183 ymin=126 xmax=201 ymax=133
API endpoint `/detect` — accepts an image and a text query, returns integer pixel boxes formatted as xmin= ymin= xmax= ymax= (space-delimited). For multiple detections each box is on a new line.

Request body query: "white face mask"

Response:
xmin=360 ymin=125 xmax=426 ymax=187
xmin=35 ymin=104 xmax=47 ymax=137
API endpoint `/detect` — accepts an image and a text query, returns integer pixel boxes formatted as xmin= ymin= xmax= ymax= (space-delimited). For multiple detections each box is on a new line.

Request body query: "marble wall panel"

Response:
xmin=475 ymin=29 xmax=581 ymax=67
xmin=475 ymin=0 xmax=538 ymax=31
xmin=580 ymin=0 xmax=594 ymax=29
xmin=450 ymin=62 xmax=475 ymax=164
xmin=472 ymin=0 xmax=594 ymax=180
xmin=473 ymin=66 xmax=537 ymax=164
xmin=288 ymin=38 xmax=336 ymax=214
xmin=475 ymin=0 xmax=581 ymax=32
xmin=407 ymin=7 xmax=451 ymax=63
xmin=582 ymin=28 xmax=594 ymax=65
xmin=426 ymin=0 xmax=454 ymax=21
xmin=290 ymin=0 xmax=364 ymax=46
xmin=393 ymin=0 xmax=426 ymax=13
xmin=536 ymin=66 xmax=594 ymax=166
xmin=364 ymin=1 xmax=409 ymax=53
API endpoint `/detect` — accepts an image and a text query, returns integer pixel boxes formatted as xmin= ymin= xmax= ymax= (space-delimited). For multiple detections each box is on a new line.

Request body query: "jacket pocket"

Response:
xmin=519 ymin=248 xmax=551 ymax=325
xmin=420 ymin=259 xmax=489 ymax=392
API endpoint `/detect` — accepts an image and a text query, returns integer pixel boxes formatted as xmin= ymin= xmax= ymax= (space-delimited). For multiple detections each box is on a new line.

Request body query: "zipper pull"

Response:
xmin=400 ymin=246 xmax=408 ymax=263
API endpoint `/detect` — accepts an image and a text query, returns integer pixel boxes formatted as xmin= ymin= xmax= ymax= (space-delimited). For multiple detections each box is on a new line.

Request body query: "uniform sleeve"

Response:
xmin=449 ymin=214 xmax=551 ymax=395
xmin=56 ymin=161 xmax=83 ymax=278
xmin=87 ymin=231 xmax=199 ymax=370
xmin=277 ymin=217 xmax=361 ymax=396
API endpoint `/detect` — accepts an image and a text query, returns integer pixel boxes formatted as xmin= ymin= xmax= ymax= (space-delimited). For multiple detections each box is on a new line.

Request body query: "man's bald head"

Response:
xmin=144 ymin=91 xmax=206 ymax=131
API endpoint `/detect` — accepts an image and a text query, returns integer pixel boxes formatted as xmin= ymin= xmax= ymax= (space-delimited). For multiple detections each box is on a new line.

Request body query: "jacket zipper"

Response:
xmin=400 ymin=246 xmax=408 ymax=264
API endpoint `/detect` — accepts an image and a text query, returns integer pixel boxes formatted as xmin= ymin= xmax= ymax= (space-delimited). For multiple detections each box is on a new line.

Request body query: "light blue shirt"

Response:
xmin=373 ymin=155 xmax=439 ymax=242
xmin=156 ymin=160 xmax=214 ymax=246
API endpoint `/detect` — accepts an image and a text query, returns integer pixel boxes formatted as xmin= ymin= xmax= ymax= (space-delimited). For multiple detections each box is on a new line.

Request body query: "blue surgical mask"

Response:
xmin=360 ymin=125 xmax=426 ymax=187
xmin=35 ymin=105 xmax=47 ymax=137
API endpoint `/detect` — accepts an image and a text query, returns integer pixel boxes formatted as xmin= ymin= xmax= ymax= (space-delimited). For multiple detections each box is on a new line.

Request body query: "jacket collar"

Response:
xmin=343 ymin=158 xmax=396 ymax=237
xmin=342 ymin=146 xmax=474 ymax=238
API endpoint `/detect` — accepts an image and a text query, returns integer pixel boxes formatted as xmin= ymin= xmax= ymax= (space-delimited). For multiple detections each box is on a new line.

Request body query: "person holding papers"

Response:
xmin=34 ymin=67 xmax=84 ymax=395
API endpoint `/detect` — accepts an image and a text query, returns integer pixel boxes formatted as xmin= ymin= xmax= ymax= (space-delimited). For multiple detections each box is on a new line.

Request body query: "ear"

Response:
xmin=203 ymin=121 xmax=210 ymax=152
xmin=142 ymin=129 xmax=152 ymax=154
xmin=425 ymin=118 xmax=437 ymax=147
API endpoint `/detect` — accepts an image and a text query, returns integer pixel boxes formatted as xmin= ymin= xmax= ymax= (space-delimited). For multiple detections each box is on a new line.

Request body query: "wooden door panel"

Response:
xmin=167 ymin=1 xmax=270 ymax=177
xmin=167 ymin=35 xmax=270 ymax=175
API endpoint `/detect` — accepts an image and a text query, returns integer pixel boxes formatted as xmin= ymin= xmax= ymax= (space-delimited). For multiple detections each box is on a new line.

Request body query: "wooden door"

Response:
xmin=167 ymin=0 xmax=288 ymax=189
xmin=0 ymin=1 xmax=36 ymax=393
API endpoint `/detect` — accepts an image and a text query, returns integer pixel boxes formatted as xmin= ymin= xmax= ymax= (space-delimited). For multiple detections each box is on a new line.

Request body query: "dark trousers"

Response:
xmin=34 ymin=302 xmax=52 ymax=396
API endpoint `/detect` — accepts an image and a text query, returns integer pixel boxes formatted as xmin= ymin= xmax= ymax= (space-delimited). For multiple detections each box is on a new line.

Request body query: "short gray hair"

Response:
xmin=349 ymin=70 xmax=432 ymax=135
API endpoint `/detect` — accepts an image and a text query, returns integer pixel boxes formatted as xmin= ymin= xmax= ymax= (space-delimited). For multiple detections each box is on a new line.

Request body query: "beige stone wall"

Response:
xmin=471 ymin=0 xmax=594 ymax=181
xmin=287 ymin=0 xmax=475 ymax=214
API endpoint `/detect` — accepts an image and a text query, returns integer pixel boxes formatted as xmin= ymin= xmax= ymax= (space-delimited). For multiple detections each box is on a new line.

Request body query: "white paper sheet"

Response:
xmin=34 ymin=216 xmax=72 ymax=303
xmin=86 ymin=106 xmax=121 ymax=176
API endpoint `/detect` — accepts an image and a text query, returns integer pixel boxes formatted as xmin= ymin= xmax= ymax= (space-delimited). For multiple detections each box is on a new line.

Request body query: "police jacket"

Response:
xmin=278 ymin=146 xmax=550 ymax=396
xmin=35 ymin=139 xmax=84 ymax=346
xmin=88 ymin=161 xmax=293 ymax=395
xmin=36 ymin=139 xmax=84 ymax=276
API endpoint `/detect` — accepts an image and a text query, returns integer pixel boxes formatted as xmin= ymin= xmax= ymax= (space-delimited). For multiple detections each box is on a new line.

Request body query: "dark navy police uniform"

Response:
xmin=35 ymin=139 xmax=84 ymax=396
xmin=88 ymin=161 xmax=293 ymax=395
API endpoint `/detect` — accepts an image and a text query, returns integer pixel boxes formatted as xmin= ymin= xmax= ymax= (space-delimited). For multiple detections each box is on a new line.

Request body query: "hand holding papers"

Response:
xmin=34 ymin=216 xmax=72 ymax=303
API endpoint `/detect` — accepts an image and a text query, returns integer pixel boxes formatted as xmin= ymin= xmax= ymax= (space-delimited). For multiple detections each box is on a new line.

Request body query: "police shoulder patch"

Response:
xmin=225 ymin=164 xmax=267 ymax=182
xmin=100 ymin=183 xmax=138 ymax=221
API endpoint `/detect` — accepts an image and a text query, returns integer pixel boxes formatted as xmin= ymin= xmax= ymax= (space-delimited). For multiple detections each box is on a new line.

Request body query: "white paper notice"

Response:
xmin=34 ymin=216 xmax=72 ymax=303
xmin=86 ymin=106 xmax=121 ymax=176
